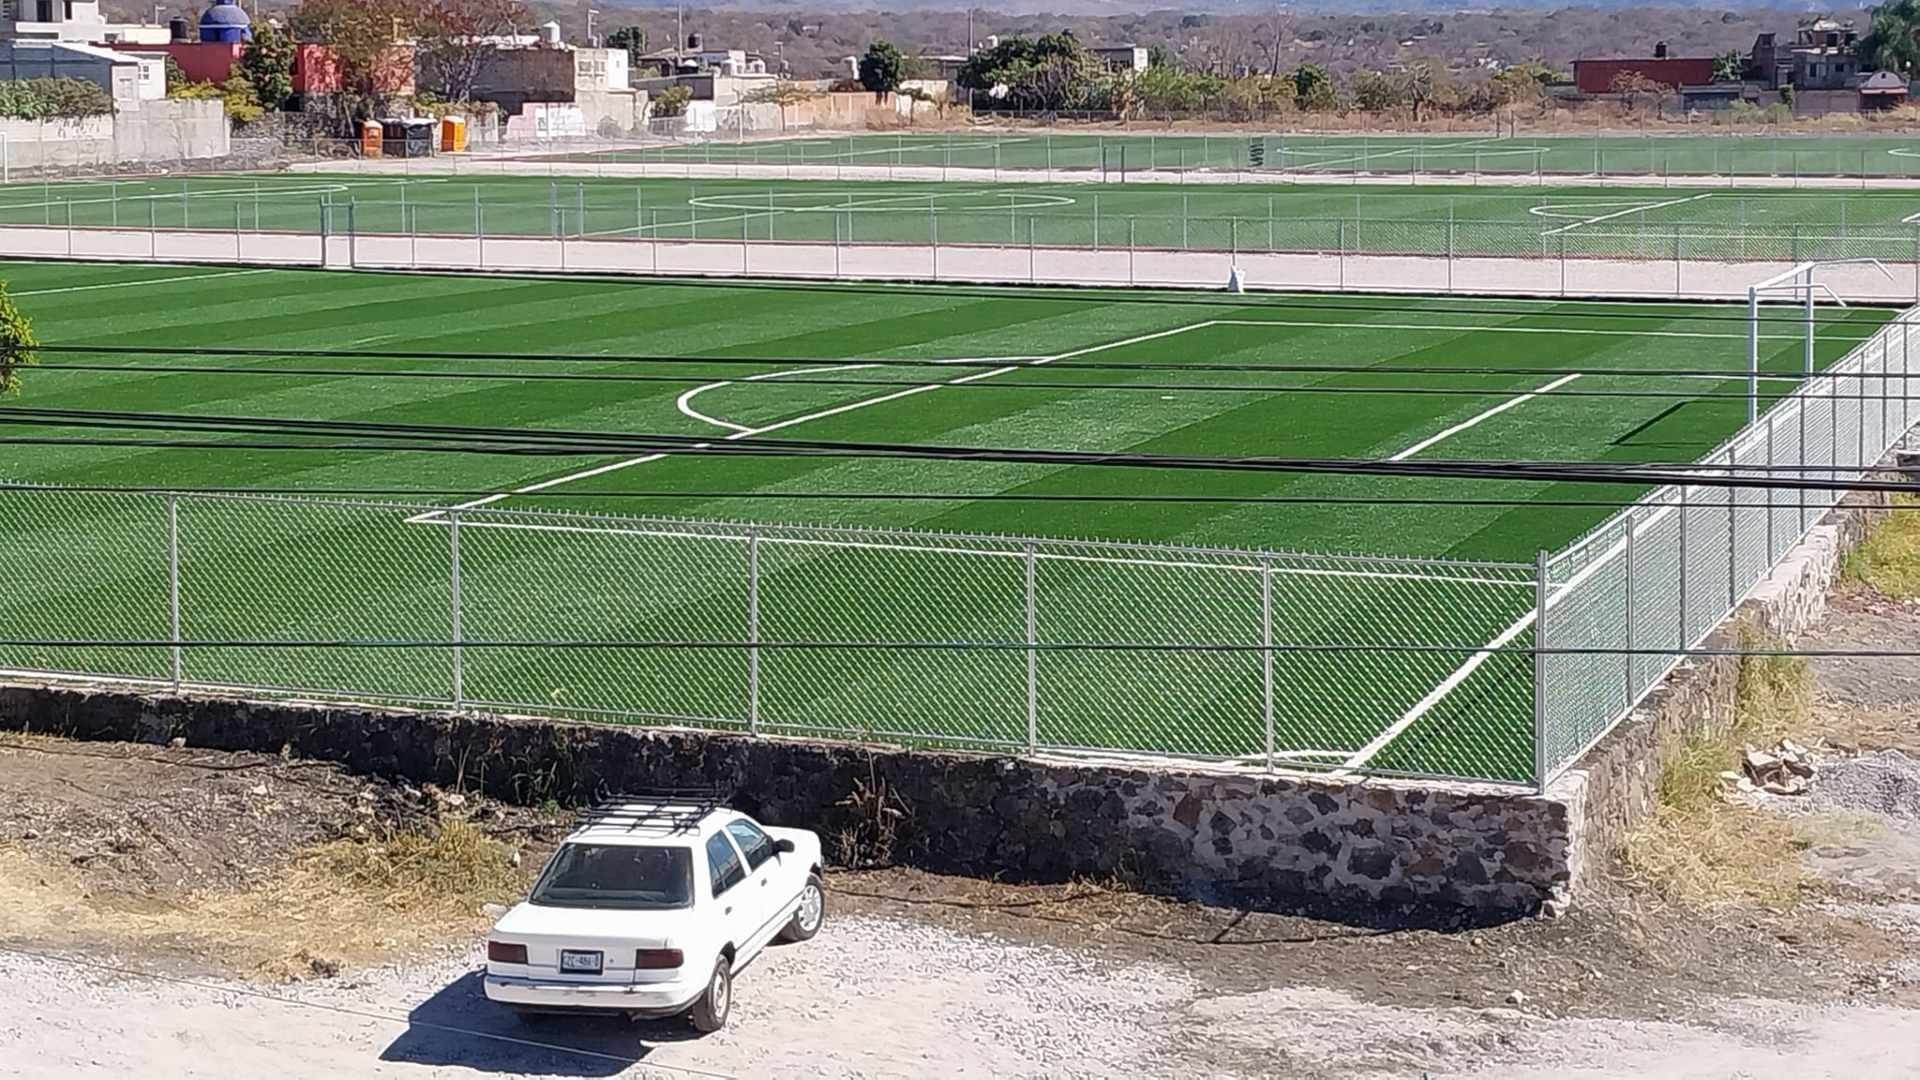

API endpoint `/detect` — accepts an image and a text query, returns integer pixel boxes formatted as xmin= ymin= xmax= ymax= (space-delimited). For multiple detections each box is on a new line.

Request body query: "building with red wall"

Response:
xmin=1572 ymin=56 xmax=1716 ymax=94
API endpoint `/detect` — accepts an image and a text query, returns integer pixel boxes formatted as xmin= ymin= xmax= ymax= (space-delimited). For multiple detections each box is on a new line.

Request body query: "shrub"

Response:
xmin=0 ymin=77 xmax=114 ymax=119
xmin=650 ymin=84 xmax=691 ymax=118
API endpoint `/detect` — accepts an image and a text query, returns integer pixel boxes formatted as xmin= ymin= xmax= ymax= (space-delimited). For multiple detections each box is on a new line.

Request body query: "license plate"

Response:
xmin=559 ymin=950 xmax=603 ymax=974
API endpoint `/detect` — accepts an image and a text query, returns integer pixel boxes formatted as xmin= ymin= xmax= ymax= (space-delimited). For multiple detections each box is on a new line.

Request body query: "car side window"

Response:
xmin=705 ymin=832 xmax=745 ymax=897
xmin=725 ymin=819 xmax=775 ymax=872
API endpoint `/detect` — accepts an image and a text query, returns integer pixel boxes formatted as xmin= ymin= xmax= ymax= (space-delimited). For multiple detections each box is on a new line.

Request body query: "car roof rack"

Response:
xmin=576 ymin=787 xmax=732 ymax=834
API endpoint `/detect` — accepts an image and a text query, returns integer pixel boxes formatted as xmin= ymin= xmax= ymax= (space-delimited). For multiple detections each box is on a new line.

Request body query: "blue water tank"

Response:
xmin=199 ymin=0 xmax=252 ymax=43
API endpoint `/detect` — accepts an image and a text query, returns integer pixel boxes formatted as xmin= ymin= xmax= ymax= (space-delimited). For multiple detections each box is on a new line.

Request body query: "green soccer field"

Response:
xmin=11 ymin=171 xmax=1920 ymax=264
xmin=546 ymin=129 xmax=1920 ymax=180
xmin=0 ymin=260 xmax=1891 ymax=782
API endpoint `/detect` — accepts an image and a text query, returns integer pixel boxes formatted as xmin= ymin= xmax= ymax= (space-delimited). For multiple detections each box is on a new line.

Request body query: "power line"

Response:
xmin=7 ymin=480 xmax=1915 ymax=511
xmin=0 ymin=410 xmax=1911 ymax=491
xmin=30 ymin=342 xmax=1910 ymax=381
xmin=5 ymin=638 xmax=1918 ymax=658
xmin=22 ymin=358 xmax=1915 ymax=403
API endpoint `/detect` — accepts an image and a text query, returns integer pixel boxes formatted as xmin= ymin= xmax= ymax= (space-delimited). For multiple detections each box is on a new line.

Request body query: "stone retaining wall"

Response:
xmin=0 ymin=682 xmax=1568 ymax=917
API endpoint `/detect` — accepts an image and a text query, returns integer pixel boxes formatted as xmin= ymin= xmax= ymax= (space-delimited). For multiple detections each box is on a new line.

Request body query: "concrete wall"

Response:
xmin=0 ymin=98 xmax=228 ymax=172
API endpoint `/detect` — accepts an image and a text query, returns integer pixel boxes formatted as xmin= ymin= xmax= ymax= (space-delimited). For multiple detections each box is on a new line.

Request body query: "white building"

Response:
xmin=0 ymin=39 xmax=162 ymax=107
xmin=0 ymin=0 xmax=168 ymax=44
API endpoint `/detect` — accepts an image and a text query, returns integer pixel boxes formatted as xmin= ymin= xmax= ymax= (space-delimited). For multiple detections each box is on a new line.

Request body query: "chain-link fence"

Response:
xmin=11 ymin=178 xmax=1920 ymax=283
xmin=1537 ymin=306 xmax=1920 ymax=781
xmin=0 ymin=489 xmax=1541 ymax=784
xmin=1 ymin=298 xmax=1912 ymax=788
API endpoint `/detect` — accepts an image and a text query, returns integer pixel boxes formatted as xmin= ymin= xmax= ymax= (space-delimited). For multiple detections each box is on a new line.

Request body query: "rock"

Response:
xmin=167 ymin=736 xmax=186 ymax=749
xmin=20 ymin=828 xmax=38 ymax=841
xmin=307 ymin=955 xmax=342 ymax=978
xmin=248 ymin=783 xmax=268 ymax=796
xmin=1505 ymin=989 xmax=1529 ymax=1006
xmin=480 ymin=902 xmax=509 ymax=918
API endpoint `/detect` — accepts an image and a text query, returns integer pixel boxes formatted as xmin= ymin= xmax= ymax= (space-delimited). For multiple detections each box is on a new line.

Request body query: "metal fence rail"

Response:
xmin=0 ymin=491 xmax=1539 ymax=784
xmin=1537 ymin=306 xmax=1920 ymax=782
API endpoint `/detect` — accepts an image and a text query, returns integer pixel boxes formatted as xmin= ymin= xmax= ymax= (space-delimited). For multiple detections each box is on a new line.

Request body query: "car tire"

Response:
xmin=779 ymin=873 xmax=826 ymax=943
xmin=688 ymin=957 xmax=731 ymax=1033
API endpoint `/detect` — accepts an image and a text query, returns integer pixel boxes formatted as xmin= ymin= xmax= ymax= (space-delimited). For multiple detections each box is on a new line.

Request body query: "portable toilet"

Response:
xmin=440 ymin=115 xmax=467 ymax=153
xmin=359 ymin=120 xmax=382 ymax=158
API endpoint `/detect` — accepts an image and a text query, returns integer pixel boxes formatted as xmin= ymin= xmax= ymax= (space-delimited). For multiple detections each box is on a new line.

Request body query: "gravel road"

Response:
xmin=5 ymin=913 xmax=1920 ymax=1080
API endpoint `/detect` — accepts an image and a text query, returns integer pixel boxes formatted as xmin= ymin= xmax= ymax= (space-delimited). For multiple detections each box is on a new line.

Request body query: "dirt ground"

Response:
xmin=0 ymin=550 xmax=1917 ymax=1077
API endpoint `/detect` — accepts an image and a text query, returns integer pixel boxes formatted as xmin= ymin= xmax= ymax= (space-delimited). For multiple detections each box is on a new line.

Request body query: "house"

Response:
xmin=1858 ymin=70 xmax=1910 ymax=111
xmin=1747 ymin=31 xmax=1790 ymax=90
xmin=0 ymin=38 xmax=160 ymax=106
xmin=635 ymin=34 xmax=768 ymax=79
xmin=912 ymin=53 xmax=968 ymax=81
xmin=1090 ymin=45 xmax=1147 ymax=73
xmin=0 ymin=0 xmax=167 ymax=44
xmin=462 ymin=38 xmax=644 ymax=134
xmin=1791 ymin=18 xmax=1859 ymax=90
xmin=1572 ymin=43 xmax=1715 ymax=94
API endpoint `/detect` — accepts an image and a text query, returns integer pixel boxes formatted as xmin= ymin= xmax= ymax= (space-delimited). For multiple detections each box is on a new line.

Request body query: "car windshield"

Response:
xmin=529 ymin=843 xmax=694 ymax=910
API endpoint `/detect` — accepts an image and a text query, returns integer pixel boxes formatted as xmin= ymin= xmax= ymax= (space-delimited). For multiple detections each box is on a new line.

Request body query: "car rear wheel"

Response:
xmin=780 ymin=873 xmax=825 ymax=943
xmin=689 ymin=958 xmax=731 ymax=1033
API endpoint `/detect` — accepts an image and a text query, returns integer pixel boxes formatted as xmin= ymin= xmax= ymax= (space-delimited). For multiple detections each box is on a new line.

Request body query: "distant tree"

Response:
xmin=415 ymin=0 xmax=529 ymax=103
xmin=0 ymin=281 xmax=37 ymax=397
xmin=1398 ymin=62 xmax=1433 ymax=120
xmin=1145 ymin=43 xmax=1173 ymax=68
xmin=1290 ymin=62 xmax=1336 ymax=111
xmin=605 ymin=25 xmax=646 ymax=66
xmin=289 ymin=0 xmax=419 ymax=124
xmin=240 ymin=21 xmax=296 ymax=110
xmin=163 ymin=55 xmax=190 ymax=94
xmin=858 ymin=39 xmax=904 ymax=94
xmin=1712 ymin=48 xmax=1746 ymax=82
xmin=1350 ymin=69 xmax=1406 ymax=113
xmin=1609 ymin=70 xmax=1669 ymax=117
xmin=1860 ymin=0 xmax=1920 ymax=74
xmin=741 ymin=80 xmax=819 ymax=128
xmin=650 ymin=83 xmax=691 ymax=118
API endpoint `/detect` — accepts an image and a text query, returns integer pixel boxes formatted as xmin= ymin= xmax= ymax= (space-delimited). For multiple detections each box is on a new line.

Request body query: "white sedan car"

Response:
xmin=482 ymin=795 xmax=825 ymax=1032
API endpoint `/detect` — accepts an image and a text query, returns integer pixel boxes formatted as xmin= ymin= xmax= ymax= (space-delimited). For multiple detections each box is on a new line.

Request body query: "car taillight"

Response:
xmin=487 ymin=941 xmax=528 ymax=964
xmin=635 ymin=948 xmax=683 ymax=969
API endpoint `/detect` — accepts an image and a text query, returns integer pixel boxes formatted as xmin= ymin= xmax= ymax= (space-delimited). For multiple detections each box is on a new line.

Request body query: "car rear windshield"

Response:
xmin=529 ymin=844 xmax=694 ymax=910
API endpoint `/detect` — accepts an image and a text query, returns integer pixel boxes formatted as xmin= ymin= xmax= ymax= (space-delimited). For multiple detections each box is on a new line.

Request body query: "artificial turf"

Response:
xmin=0 ymin=260 xmax=1891 ymax=782
xmin=8 ymin=172 xmax=1920 ymax=263
xmin=548 ymin=129 xmax=1920 ymax=181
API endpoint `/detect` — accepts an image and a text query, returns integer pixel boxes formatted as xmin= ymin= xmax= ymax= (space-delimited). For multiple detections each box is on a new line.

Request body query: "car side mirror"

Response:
xmin=775 ymin=838 xmax=796 ymax=854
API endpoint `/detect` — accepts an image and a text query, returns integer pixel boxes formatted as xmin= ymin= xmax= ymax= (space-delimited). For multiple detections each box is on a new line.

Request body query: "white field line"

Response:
xmin=1292 ymin=136 xmax=1506 ymax=174
xmin=1536 ymin=192 xmax=1713 ymax=237
xmin=1339 ymin=488 xmax=1702 ymax=775
xmin=0 ymin=179 xmax=447 ymax=214
xmin=406 ymin=321 xmax=1225 ymax=523
xmin=676 ymin=363 xmax=878 ymax=434
xmin=1388 ymin=373 xmax=1584 ymax=461
xmin=443 ymin=517 xmax=1533 ymax=587
xmin=1204 ymin=316 xmax=1867 ymax=344
xmin=13 ymin=268 xmax=272 ymax=296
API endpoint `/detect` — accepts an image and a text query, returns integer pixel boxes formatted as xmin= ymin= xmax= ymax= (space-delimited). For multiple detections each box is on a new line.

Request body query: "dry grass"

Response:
xmin=1621 ymin=626 xmax=1821 ymax=909
xmin=0 ymin=817 xmax=533 ymax=981
xmin=1843 ymin=493 xmax=1920 ymax=600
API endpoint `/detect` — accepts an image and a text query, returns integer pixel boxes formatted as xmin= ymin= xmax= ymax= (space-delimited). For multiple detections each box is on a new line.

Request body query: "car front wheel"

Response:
xmin=780 ymin=873 xmax=825 ymax=943
xmin=689 ymin=957 xmax=731 ymax=1033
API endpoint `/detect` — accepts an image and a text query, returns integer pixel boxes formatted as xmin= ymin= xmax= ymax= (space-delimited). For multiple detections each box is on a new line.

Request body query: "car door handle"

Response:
xmin=760 ymin=878 xmax=768 ymax=887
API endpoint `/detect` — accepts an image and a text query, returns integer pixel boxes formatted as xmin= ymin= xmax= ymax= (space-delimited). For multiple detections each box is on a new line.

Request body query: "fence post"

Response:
xmin=1128 ymin=218 xmax=1135 ymax=286
xmin=747 ymin=527 xmax=761 ymax=737
xmin=1678 ymin=483 xmax=1690 ymax=647
xmin=1623 ymin=512 xmax=1636 ymax=709
xmin=1260 ymin=557 xmax=1274 ymax=773
xmin=167 ymin=494 xmax=182 ymax=692
xmin=1726 ymin=449 xmax=1738 ymax=610
xmin=1532 ymin=549 xmax=1550 ymax=793
xmin=1023 ymin=541 xmax=1038 ymax=756
xmin=449 ymin=509 xmax=463 ymax=708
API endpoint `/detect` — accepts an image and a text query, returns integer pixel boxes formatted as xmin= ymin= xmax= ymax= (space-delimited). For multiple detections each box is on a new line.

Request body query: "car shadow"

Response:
xmin=378 ymin=970 xmax=705 ymax=1076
